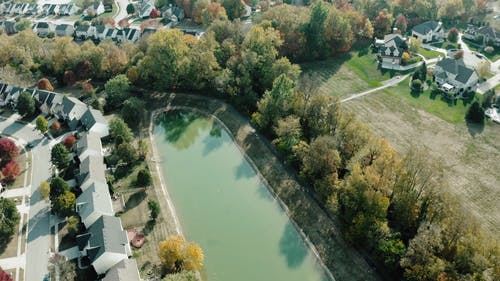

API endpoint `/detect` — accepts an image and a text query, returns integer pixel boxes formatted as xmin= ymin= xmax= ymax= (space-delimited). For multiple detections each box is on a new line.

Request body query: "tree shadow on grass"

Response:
xmin=143 ymin=219 xmax=156 ymax=236
xmin=125 ymin=191 xmax=147 ymax=211
xmin=466 ymin=119 xmax=485 ymax=137
xmin=279 ymin=222 xmax=308 ymax=269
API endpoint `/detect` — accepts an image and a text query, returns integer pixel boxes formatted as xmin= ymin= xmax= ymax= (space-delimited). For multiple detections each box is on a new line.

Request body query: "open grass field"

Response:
xmin=300 ymin=47 xmax=403 ymax=99
xmin=342 ymin=90 xmax=500 ymax=234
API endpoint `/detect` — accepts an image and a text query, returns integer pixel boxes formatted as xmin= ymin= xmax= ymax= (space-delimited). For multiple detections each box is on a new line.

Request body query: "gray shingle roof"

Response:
xmin=36 ymin=22 xmax=49 ymax=29
xmin=435 ymin=58 xmax=476 ymax=84
xmin=76 ymin=25 xmax=91 ymax=32
xmin=102 ymin=259 xmax=141 ymax=281
xmin=380 ymin=34 xmax=406 ymax=58
xmin=76 ymin=215 xmax=128 ymax=262
xmin=79 ymin=155 xmax=107 ymax=187
xmin=477 ymin=26 xmax=498 ymax=40
xmin=77 ymin=132 xmax=102 ymax=157
xmin=56 ymin=24 xmax=72 ymax=31
xmin=76 ymin=182 xmax=114 ymax=226
xmin=81 ymin=108 xmax=107 ymax=131
xmin=413 ymin=21 xmax=440 ymax=35
xmin=62 ymin=96 xmax=87 ymax=120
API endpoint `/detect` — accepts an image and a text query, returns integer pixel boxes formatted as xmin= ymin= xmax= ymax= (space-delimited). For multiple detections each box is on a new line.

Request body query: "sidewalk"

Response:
xmin=0 ymin=255 xmax=25 ymax=270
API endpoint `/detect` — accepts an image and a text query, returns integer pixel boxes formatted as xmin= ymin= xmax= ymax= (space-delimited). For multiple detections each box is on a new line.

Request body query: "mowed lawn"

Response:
xmin=300 ymin=47 xmax=402 ymax=99
xmin=383 ymin=78 xmax=479 ymax=124
xmin=418 ymin=47 xmax=443 ymax=59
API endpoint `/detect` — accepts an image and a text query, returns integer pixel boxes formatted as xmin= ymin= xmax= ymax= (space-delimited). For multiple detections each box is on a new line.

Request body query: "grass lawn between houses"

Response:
xmin=463 ymin=38 xmax=500 ymax=62
xmin=383 ymin=78 xmax=481 ymax=124
xmin=418 ymin=47 xmax=443 ymax=59
xmin=300 ymin=46 xmax=408 ymax=99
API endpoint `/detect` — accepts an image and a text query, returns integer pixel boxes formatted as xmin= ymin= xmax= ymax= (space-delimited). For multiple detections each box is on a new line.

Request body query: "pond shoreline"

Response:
xmin=147 ymin=93 xmax=380 ymax=281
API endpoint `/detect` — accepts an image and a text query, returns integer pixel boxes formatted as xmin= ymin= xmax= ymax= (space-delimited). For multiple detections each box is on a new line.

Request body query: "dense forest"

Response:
xmin=0 ymin=1 xmax=499 ymax=280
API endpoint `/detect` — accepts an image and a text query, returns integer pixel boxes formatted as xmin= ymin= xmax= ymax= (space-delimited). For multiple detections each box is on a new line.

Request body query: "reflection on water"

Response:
xmin=154 ymin=110 xmax=330 ymax=281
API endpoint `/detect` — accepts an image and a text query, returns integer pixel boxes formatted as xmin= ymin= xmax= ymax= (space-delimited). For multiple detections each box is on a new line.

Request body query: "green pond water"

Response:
xmin=154 ymin=110 xmax=331 ymax=281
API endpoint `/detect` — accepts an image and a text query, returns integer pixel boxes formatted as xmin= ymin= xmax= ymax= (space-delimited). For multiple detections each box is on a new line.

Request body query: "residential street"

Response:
xmin=0 ymin=116 xmax=52 ymax=281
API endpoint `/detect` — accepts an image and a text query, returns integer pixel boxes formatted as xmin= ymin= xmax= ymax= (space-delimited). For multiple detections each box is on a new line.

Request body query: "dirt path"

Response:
xmin=152 ymin=93 xmax=381 ymax=281
xmin=340 ymin=74 xmax=410 ymax=103
xmin=344 ymin=93 xmax=500 ymax=234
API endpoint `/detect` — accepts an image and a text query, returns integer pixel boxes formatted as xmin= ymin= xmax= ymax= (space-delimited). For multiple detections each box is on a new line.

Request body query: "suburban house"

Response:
xmin=463 ymin=25 xmax=500 ymax=47
xmin=47 ymin=4 xmax=59 ymax=15
xmin=83 ymin=1 xmax=105 ymax=17
xmin=3 ymin=20 xmax=17 ymax=35
xmin=104 ymin=28 xmax=117 ymax=40
xmin=78 ymin=154 xmax=107 ymax=191
xmin=411 ymin=21 xmax=445 ymax=43
xmin=1 ymin=2 xmax=13 ymax=14
xmin=433 ymin=58 xmax=479 ymax=97
xmin=58 ymin=96 xmax=88 ymax=129
xmin=80 ymin=108 xmax=109 ymax=138
xmin=76 ymin=182 xmax=114 ymax=228
xmin=25 ymin=3 xmax=39 ymax=15
xmin=161 ymin=5 xmax=184 ymax=23
xmin=75 ymin=25 xmax=96 ymax=40
xmin=33 ymin=21 xmax=55 ymax=37
xmin=124 ymin=27 xmax=139 ymax=42
xmin=58 ymin=4 xmax=79 ymax=16
xmin=76 ymin=215 xmax=131 ymax=275
xmin=94 ymin=25 xmax=109 ymax=41
xmin=376 ymin=33 xmax=407 ymax=66
xmin=77 ymin=133 xmax=104 ymax=160
xmin=101 ymin=259 xmax=141 ymax=281
xmin=138 ymin=0 xmax=155 ymax=18
xmin=11 ymin=3 xmax=28 ymax=15
xmin=55 ymin=24 xmax=75 ymax=37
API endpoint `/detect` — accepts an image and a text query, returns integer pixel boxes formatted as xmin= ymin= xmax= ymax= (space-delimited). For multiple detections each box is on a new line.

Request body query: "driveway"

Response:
xmin=0 ymin=116 xmax=52 ymax=281
xmin=114 ymin=0 xmax=130 ymax=22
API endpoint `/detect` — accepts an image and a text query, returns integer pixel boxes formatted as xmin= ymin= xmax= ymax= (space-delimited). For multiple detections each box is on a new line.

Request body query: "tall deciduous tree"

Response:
xmin=2 ymin=161 xmax=20 ymax=180
xmin=48 ymin=254 xmax=76 ymax=281
xmin=159 ymin=235 xmax=204 ymax=272
xmin=52 ymin=191 xmax=76 ymax=216
xmin=37 ymin=78 xmax=53 ymax=91
xmin=39 ymin=181 xmax=50 ymax=200
xmin=303 ymin=1 xmax=329 ymax=59
xmin=49 ymin=177 xmax=70 ymax=201
xmin=0 ymin=138 xmax=19 ymax=162
xmin=16 ymin=91 xmax=35 ymax=117
xmin=394 ymin=14 xmax=408 ymax=33
xmin=373 ymin=10 xmax=393 ymax=38
xmin=221 ymin=0 xmax=245 ymax=20
xmin=105 ymin=74 xmax=130 ymax=110
xmin=0 ymin=198 xmax=20 ymax=241
xmin=109 ymin=118 xmax=133 ymax=144
xmin=121 ymin=98 xmax=145 ymax=128
xmin=51 ymin=143 xmax=71 ymax=170
xmin=447 ymin=27 xmax=459 ymax=43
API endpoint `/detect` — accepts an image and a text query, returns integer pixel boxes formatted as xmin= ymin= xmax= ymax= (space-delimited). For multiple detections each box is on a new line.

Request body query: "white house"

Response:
xmin=377 ymin=33 xmax=407 ymax=65
xmin=463 ymin=25 xmax=500 ymax=47
xmin=76 ymin=182 xmax=114 ymax=228
xmin=58 ymin=4 xmax=79 ymax=16
xmin=81 ymin=108 xmax=109 ymax=138
xmin=83 ymin=1 xmax=105 ymax=17
xmin=75 ymin=25 xmax=96 ymax=40
xmin=76 ymin=215 xmax=130 ymax=275
xmin=33 ymin=21 xmax=55 ymax=37
xmin=55 ymin=24 xmax=75 ymax=37
xmin=411 ymin=21 xmax=445 ymax=43
xmin=124 ymin=27 xmax=140 ymax=42
xmin=434 ymin=58 xmax=479 ymax=97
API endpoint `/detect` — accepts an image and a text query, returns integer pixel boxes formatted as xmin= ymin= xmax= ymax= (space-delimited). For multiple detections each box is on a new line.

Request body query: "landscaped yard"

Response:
xmin=383 ymin=78 xmax=480 ymax=124
xmin=300 ymin=47 xmax=406 ymax=99
xmin=431 ymin=40 xmax=460 ymax=50
xmin=418 ymin=47 xmax=443 ymax=59
xmin=462 ymin=38 xmax=500 ymax=62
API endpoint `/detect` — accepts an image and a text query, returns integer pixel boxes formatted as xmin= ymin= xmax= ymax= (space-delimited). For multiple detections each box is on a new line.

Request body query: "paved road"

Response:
xmin=115 ymin=0 xmax=130 ymax=22
xmin=0 ymin=117 xmax=52 ymax=281
xmin=340 ymin=74 xmax=410 ymax=103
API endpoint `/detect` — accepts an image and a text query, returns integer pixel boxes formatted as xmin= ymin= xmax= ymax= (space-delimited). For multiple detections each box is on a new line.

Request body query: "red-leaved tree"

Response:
xmin=51 ymin=121 xmax=61 ymax=133
xmin=2 ymin=161 xmax=20 ymax=180
xmin=0 ymin=267 xmax=13 ymax=281
xmin=0 ymin=138 xmax=19 ymax=162
xmin=150 ymin=8 xmax=161 ymax=18
xmin=37 ymin=78 xmax=54 ymax=92
xmin=63 ymin=135 xmax=76 ymax=150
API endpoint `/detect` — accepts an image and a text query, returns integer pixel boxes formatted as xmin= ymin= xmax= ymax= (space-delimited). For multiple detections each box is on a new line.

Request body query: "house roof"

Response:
xmin=95 ymin=25 xmax=106 ymax=34
xmin=477 ymin=26 xmax=498 ymax=40
xmin=76 ymin=182 xmax=114 ymax=225
xmin=62 ymin=96 xmax=87 ymax=120
xmin=102 ymin=259 xmax=141 ymax=281
xmin=380 ymin=34 xmax=405 ymax=58
xmin=106 ymin=28 xmax=115 ymax=37
xmin=127 ymin=28 xmax=137 ymax=40
xmin=413 ymin=21 xmax=440 ymax=35
xmin=79 ymin=155 xmax=107 ymax=187
xmin=81 ymin=108 xmax=107 ymax=131
xmin=36 ymin=22 xmax=49 ymax=29
xmin=435 ymin=58 xmax=476 ymax=84
xmin=76 ymin=215 xmax=128 ymax=262
xmin=56 ymin=24 xmax=73 ymax=31
xmin=4 ymin=21 xmax=17 ymax=34
xmin=76 ymin=25 xmax=91 ymax=32
xmin=77 ymin=132 xmax=102 ymax=157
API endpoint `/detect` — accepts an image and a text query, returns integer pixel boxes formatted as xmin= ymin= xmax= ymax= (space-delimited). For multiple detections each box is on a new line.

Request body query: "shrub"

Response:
xmin=37 ymin=78 xmax=54 ymax=91
xmin=148 ymin=199 xmax=160 ymax=220
xmin=136 ymin=168 xmax=152 ymax=187
xmin=50 ymin=121 xmax=61 ymax=133
xmin=447 ymin=27 xmax=459 ymax=43
xmin=454 ymin=50 xmax=464 ymax=59
xmin=411 ymin=79 xmax=422 ymax=90
xmin=484 ymin=46 xmax=494 ymax=54
xmin=2 ymin=160 xmax=20 ymax=180
xmin=0 ymin=138 xmax=19 ymax=162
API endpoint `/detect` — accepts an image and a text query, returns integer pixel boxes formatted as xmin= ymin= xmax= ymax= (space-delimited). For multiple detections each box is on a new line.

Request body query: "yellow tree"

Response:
xmin=39 ymin=181 xmax=50 ymax=200
xmin=182 ymin=242 xmax=204 ymax=271
xmin=158 ymin=235 xmax=204 ymax=272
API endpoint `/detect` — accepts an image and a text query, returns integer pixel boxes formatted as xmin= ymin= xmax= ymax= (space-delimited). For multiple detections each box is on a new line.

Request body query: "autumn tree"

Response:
xmin=159 ymin=236 xmax=204 ymax=272
xmin=303 ymin=1 xmax=329 ymax=59
xmin=183 ymin=32 xmax=221 ymax=90
xmin=51 ymin=121 xmax=61 ymax=134
xmin=16 ymin=91 xmax=35 ymax=117
xmin=374 ymin=10 xmax=393 ymax=38
xmin=48 ymin=254 xmax=76 ymax=281
xmin=454 ymin=50 xmax=464 ymax=59
xmin=37 ymin=78 xmax=54 ymax=91
xmin=52 ymin=191 xmax=76 ymax=216
xmin=63 ymin=135 xmax=76 ymax=150
xmin=39 ymin=181 xmax=50 ymax=200
xmin=150 ymin=8 xmax=161 ymax=18
xmin=409 ymin=38 xmax=422 ymax=54
xmin=2 ymin=161 xmax=20 ymax=181
xmin=202 ymin=2 xmax=228 ymax=26
xmin=477 ymin=59 xmax=491 ymax=79
xmin=0 ymin=267 xmax=13 ymax=281
xmin=272 ymin=115 xmax=303 ymax=159
xmin=447 ymin=27 xmax=459 ymax=43
xmin=36 ymin=116 xmax=48 ymax=134
xmin=137 ymin=29 xmax=189 ymax=89
xmin=394 ymin=14 xmax=408 ymax=33
xmin=0 ymin=138 xmax=19 ymax=162
xmin=66 ymin=216 xmax=80 ymax=236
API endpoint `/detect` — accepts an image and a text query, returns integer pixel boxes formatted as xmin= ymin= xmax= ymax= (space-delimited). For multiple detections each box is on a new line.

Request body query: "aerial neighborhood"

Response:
xmin=0 ymin=1 xmax=499 ymax=281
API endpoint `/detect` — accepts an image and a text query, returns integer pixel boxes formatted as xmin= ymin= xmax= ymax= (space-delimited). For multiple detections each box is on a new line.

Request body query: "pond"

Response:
xmin=153 ymin=110 xmax=331 ymax=281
